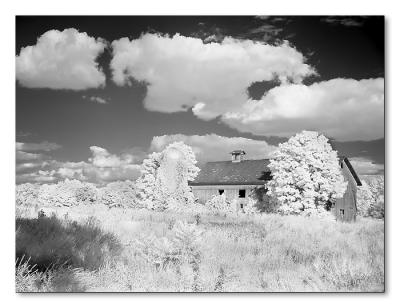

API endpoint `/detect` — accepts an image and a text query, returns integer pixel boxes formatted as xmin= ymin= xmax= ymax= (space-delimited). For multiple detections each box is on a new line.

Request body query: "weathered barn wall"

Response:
xmin=191 ymin=184 xmax=258 ymax=204
xmin=334 ymin=161 xmax=358 ymax=222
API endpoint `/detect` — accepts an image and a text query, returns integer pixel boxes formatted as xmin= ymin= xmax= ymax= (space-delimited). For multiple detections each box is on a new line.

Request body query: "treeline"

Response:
xmin=16 ymin=179 xmax=137 ymax=209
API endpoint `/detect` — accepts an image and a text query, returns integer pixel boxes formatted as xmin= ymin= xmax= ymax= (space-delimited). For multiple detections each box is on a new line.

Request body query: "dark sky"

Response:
xmin=15 ymin=16 xmax=385 ymax=183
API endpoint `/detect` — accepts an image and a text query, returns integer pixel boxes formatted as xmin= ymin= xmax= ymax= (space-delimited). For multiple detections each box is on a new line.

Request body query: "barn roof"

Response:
xmin=190 ymin=156 xmax=362 ymax=187
xmin=340 ymin=156 xmax=362 ymax=186
xmin=190 ymin=159 xmax=272 ymax=186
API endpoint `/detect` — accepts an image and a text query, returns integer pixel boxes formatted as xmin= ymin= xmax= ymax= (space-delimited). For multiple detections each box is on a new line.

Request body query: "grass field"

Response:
xmin=15 ymin=204 xmax=384 ymax=292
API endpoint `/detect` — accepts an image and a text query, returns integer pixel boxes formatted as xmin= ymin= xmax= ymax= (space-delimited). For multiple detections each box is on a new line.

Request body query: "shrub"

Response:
xmin=242 ymin=197 xmax=260 ymax=214
xmin=368 ymin=197 xmax=384 ymax=219
xmin=205 ymin=194 xmax=235 ymax=214
xmin=16 ymin=183 xmax=39 ymax=208
xmin=135 ymin=220 xmax=203 ymax=290
xmin=16 ymin=214 xmax=122 ymax=271
xmin=250 ymin=187 xmax=277 ymax=213
xmin=75 ymin=182 xmax=98 ymax=203
xmin=135 ymin=235 xmax=181 ymax=270
xmin=100 ymin=180 xmax=136 ymax=208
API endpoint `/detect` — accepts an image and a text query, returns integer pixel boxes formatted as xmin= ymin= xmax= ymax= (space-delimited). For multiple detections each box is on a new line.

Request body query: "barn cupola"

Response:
xmin=230 ymin=150 xmax=246 ymax=163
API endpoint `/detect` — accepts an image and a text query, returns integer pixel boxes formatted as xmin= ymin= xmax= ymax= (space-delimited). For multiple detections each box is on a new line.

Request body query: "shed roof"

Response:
xmin=190 ymin=159 xmax=271 ymax=186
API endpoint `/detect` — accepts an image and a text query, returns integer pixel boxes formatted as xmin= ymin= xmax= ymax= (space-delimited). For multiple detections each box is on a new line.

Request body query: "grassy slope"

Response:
xmin=16 ymin=204 xmax=384 ymax=292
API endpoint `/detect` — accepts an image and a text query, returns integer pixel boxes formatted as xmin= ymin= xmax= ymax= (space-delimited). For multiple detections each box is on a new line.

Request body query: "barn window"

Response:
xmin=239 ymin=189 xmax=246 ymax=198
xmin=340 ymin=209 xmax=345 ymax=218
xmin=218 ymin=189 xmax=224 ymax=195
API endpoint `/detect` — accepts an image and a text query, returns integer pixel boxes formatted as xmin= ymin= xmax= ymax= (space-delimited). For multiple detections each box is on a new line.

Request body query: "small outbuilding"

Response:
xmin=190 ymin=150 xmax=362 ymax=221
xmin=334 ymin=156 xmax=363 ymax=222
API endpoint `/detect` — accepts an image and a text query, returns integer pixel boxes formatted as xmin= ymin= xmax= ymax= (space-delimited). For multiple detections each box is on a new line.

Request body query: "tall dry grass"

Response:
xmin=16 ymin=204 xmax=384 ymax=292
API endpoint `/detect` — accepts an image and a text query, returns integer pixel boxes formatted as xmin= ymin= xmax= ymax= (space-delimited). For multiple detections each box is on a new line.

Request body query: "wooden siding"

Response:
xmin=334 ymin=161 xmax=358 ymax=222
xmin=191 ymin=184 xmax=259 ymax=205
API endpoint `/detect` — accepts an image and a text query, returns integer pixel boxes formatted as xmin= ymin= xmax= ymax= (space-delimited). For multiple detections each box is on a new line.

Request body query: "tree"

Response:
xmin=16 ymin=183 xmax=39 ymax=208
xmin=37 ymin=183 xmax=57 ymax=207
xmin=75 ymin=182 xmax=98 ymax=203
xmin=364 ymin=175 xmax=384 ymax=205
xmin=36 ymin=179 xmax=97 ymax=208
xmin=267 ymin=131 xmax=347 ymax=216
xmin=357 ymin=180 xmax=374 ymax=217
xmin=135 ymin=151 xmax=162 ymax=209
xmin=99 ymin=180 xmax=136 ymax=208
xmin=136 ymin=142 xmax=200 ymax=210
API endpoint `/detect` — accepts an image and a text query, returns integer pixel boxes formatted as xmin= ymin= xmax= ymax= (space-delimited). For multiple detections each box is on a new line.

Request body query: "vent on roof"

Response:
xmin=230 ymin=150 xmax=246 ymax=163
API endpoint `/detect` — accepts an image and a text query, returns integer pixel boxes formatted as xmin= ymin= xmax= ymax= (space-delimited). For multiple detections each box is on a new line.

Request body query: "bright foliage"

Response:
xmin=136 ymin=142 xmax=200 ymax=210
xmin=267 ymin=131 xmax=347 ymax=216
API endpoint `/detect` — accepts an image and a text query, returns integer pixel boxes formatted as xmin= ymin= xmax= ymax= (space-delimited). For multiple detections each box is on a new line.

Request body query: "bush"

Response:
xmin=75 ymin=183 xmax=98 ymax=203
xmin=205 ymin=194 xmax=235 ymax=214
xmin=16 ymin=183 xmax=39 ymax=208
xmin=250 ymin=187 xmax=277 ymax=213
xmin=16 ymin=214 xmax=122 ymax=271
xmin=368 ymin=197 xmax=384 ymax=219
xmin=100 ymin=180 xmax=136 ymax=208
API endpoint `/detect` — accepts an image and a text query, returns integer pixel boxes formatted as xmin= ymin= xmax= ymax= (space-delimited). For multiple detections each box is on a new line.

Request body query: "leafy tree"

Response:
xmin=368 ymin=195 xmax=384 ymax=219
xmin=16 ymin=183 xmax=39 ymax=208
xmin=36 ymin=179 xmax=98 ymax=208
xmin=136 ymin=142 xmax=200 ymax=210
xmin=363 ymin=175 xmax=384 ymax=205
xmin=75 ymin=182 xmax=98 ymax=203
xmin=267 ymin=131 xmax=347 ymax=216
xmin=135 ymin=151 xmax=162 ymax=209
xmin=37 ymin=183 xmax=58 ymax=207
xmin=99 ymin=180 xmax=136 ymax=208
xmin=359 ymin=175 xmax=384 ymax=219
xmin=357 ymin=180 xmax=374 ymax=217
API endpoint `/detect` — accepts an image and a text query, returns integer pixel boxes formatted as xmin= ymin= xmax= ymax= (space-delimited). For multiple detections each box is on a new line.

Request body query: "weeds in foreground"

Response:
xmin=16 ymin=205 xmax=384 ymax=292
xmin=16 ymin=214 xmax=122 ymax=272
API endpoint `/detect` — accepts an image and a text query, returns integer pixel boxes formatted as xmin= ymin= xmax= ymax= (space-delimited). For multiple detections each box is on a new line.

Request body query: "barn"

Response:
xmin=334 ymin=156 xmax=363 ymax=222
xmin=190 ymin=150 xmax=362 ymax=221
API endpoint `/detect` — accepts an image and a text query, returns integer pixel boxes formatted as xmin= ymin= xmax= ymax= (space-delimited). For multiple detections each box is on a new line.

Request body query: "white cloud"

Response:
xmin=16 ymin=162 xmax=47 ymax=173
xmin=89 ymin=146 xmax=134 ymax=168
xmin=16 ymin=28 xmax=106 ymax=90
xmin=224 ymin=78 xmax=384 ymax=141
xmin=16 ymin=143 xmax=141 ymax=184
xmin=55 ymin=147 xmax=141 ymax=183
xmin=17 ymin=170 xmax=57 ymax=183
xmin=110 ymin=33 xmax=383 ymax=141
xmin=321 ymin=17 xmax=365 ymax=27
xmin=149 ymin=134 xmax=278 ymax=163
xmin=349 ymin=157 xmax=384 ymax=175
xmin=16 ymin=141 xmax=61 ymax=152
xmin=16 ymin=151 xmax=43 ymax=162
xmin=111 ymin=33 xmax=315 ymax=117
